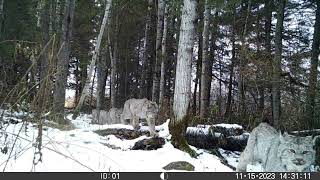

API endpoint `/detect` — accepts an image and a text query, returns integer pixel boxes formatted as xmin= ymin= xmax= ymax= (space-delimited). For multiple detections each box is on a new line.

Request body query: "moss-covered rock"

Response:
xmin=163 ymin=161 xmax=195 ymax=171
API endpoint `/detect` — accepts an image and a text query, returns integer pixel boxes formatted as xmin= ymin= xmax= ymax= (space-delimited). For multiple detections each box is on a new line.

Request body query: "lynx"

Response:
xmin=108 ymin=107 xmax=123 ymax=124
xmin=237 ymin=123 xmax=318 ymax=172
xmin=92 ymin=109 xmax=109 ymax=125
xmin=92 ymin=108 xmax=122 ymax=125
xmin=121 ymin=98 xmax=158 ymax=136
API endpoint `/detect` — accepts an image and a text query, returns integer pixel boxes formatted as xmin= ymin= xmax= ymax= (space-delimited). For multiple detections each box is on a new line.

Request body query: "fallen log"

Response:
xmin=185 ymin=124 xmax=249 ymax=151
xmin=94 ymin=128 xmax=150 ymax=140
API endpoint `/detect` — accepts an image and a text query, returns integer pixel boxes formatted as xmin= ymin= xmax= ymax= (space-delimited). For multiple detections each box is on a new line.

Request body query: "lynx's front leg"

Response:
xmin=132 ymin=116 xmax=140 ymax=130
xmin=147 ymin=117 xmax=157 ymax=137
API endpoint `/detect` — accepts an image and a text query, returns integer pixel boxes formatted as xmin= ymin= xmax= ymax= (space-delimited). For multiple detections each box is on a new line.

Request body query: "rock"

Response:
xmin=131 ymin=137 xmax=165 ymax=150
xmin=94 ymin=128 xmax=150 ymax=140
xmin=163 ymin=161 xmax=195 ymax=171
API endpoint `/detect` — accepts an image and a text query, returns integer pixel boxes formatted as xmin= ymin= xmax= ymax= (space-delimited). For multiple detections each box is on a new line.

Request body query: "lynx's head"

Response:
xmin=145 ymin=101 xmax=159 ymax=119
xmin=278 ymin=133 xmax=317 ymax=172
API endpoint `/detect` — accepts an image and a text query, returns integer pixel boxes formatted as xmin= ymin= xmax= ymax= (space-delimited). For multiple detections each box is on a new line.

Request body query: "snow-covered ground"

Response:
xmin=0 ymin=112 xmax=236 ymax=172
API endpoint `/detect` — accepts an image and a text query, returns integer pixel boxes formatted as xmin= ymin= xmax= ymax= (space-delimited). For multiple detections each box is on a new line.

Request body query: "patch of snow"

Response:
xmin=213 ymin=124 xmax=243 ymax=129
xmin=246 ymin=163 xmax=264 ymax=172
xmin=0 ymin=114 xmax=234 ymax=172
xmin=219 ymin=149 xmax=241 ymax=169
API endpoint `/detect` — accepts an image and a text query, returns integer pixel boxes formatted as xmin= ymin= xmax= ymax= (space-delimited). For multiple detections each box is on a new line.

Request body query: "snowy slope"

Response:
xmin=0 ymin=112 xmax=234 ymax=172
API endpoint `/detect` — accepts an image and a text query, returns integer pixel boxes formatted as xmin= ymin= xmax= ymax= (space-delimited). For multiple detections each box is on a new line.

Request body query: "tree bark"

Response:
xmin=0 ymin=0 xmax=4 ymax=38
xmin=152 ymin=0 xmax=165 ymax=103
xmin=200 ymin=0 xmax=210 ymax=119
xmin=159 ymin=4 xmax=168 ymax=109
xmin=170 ymin=0 xmax=197 ymax=157
xmin=272 ymin=0 xmax=285 ymax=129
xmin=39 ymin=0 xmax=50 ymax=83
xmin=74 ymin=0 xmax=112 ymax=118
xmin=95 ymin=48 xmax=108 ymax=123
xmin=140 ymin=0 xmax=153 ymax=99
xmin=52 ymin=0 xmax=75 ymax=124
xmin=306 ymin=0 xmax=320 ymax=128
xmin=225 ymin=8 xmax=236 ymax=118
xmin=192 ymin=2 xmax=204 ymax=115
xmin=239 ymin=0 xmax=251 ymax=119
xmin=109 ymin=14 xmax=118 ymax=108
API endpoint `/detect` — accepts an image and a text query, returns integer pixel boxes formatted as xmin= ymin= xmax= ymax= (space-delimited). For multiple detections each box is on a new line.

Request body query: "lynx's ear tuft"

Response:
xmin=313 ymin=135 xmax=319 ymax=145
xmin=279 ymin=132 xmax=288 ymax=142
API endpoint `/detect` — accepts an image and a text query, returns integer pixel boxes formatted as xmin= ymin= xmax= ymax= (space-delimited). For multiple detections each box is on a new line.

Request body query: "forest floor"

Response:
xmin=0 ymin=110 xmax=239 ymax=172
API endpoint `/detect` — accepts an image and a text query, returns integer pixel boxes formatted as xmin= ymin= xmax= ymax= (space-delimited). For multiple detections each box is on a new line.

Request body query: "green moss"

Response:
xmin=169 ymin=115 xmax=197 ymax=158
xmin=163 ymin=161 xmax=195 ymax=171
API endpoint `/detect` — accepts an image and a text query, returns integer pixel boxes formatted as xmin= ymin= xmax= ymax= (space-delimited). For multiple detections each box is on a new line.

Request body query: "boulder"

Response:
xmin=163 ymin=161 xmax=195 ymax=171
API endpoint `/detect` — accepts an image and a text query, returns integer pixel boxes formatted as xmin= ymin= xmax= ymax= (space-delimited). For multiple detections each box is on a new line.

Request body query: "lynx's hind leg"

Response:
xmin=147 ymin=117 xmax=157 ymax=137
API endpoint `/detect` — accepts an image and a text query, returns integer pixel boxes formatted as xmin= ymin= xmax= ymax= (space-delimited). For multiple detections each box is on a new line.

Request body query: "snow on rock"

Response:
xmin=0 ymin=114 xmax=234 ymax=172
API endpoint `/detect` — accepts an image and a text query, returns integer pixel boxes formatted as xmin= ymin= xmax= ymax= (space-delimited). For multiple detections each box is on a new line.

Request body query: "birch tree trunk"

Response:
xmin=272 ymin=0 xmax=285 ymax=128
xmin=159 ymin=4 xmax=168 ymax=109
xmin=306 ymin=0 xmax=320 ymax=128
xmin=73 ymin=0 xmax=112 ymax=118
xmin=52 ymin=0 xmax=75 ymax=124
xmin=152 ymin=0 xmax=165 ymax=103
xmin=170 ymin=0 xmax=197 ymax=157
xmin=199 ymin=0 xmax=210 ymax=118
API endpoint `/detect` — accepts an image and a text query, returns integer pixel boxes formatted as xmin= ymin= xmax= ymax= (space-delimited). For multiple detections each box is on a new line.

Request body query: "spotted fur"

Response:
xmin=237 ymin=123 xmax=317 ymax=172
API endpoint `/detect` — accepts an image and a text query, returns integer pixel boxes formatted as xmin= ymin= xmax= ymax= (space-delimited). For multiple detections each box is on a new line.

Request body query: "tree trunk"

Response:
xmin=95 ymin=49 xmax=108 ymax=123
xmin=159 ymin=4 xmax=168 ymax=109
xmin=50 ymin=0 xmax=57 ymax=34
xmin=140 ymin=0 xmax=153 ymax=99
xmin=225 ymin=8 xmax=236 ymax=118
xmin=39 ymin=0 xmax=50 ymax=82
xmin=200 ymin=0 xmax=210 ymax=119
xmin=306 ymin=0 xmax=320 ymax=128
xmin=272 ymin=0 xmax=285 ymax=129
xmin=225 ymin=39 xmax=235 ymax=117
xmin=37 ymin=0 xmax=51 ymax=112
xmin=0 ymin=0 xmax=4 ymax=38
xmin=52 ymin=0 xmax=75 ymax=124
xmin=170 ymin=0 xmax=197 ymax=157
xmin=239 ymin=0 xmax=251 ymax=119
xmin=109 ymin=15 xmax=118 ymax=108
xmin=73 ymin=0 xmax=112 ymax=118
xmin=192 ymin=2 xmax=204 ymax=115
xmin=259 ymin=0 xmax=272 ymax=122
xmin=152 ymin=0 xmax=165 ymax=103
